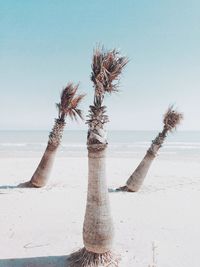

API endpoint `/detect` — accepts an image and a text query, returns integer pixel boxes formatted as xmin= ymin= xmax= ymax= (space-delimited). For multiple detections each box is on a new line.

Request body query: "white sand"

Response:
xmin=0 ymin=155 xmax=200 ymax=266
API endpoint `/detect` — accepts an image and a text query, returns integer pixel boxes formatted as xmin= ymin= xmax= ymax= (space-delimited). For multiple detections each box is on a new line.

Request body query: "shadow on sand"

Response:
xmin=108 ymin=187 xmax=119 ymax=193
xmin=0 ymin=182 xmax=36 ymax=190
xmin=108 ymin=187 xmax=134 ymax=193
xmin=0 ymin=185 xmax=19 ymax=190
xmin=0 ymin=255 xmax=71 ymax=267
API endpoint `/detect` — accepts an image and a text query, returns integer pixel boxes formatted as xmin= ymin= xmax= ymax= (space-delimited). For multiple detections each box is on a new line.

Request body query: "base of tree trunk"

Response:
xmin=17 ymin=181 xmax=38 ymax=188
xmin=69 ymin=247 xmax=119 ymax=267
xmin=115 ymin=185 xmax=135 ymax=192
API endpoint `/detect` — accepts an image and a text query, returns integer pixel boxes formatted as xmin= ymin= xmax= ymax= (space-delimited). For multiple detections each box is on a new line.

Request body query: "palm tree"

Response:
xmin=117 ymin=106 xmax=183 ymax=192
xmin=69 ymin=47 xmax=128 ymax=266
xmin=19 ymin=83 xmax=85 ymax=188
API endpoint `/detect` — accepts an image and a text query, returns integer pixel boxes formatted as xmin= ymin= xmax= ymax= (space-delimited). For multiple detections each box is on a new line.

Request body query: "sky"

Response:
xmin=0 ymin=0 xmax=200 ymax=131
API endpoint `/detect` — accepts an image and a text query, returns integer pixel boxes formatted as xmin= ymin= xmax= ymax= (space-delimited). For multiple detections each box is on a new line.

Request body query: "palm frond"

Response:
xmin=91 ymin=47 xmax=128 ymax=96
xmin=163 ymin=105 xmax=183 ymax=132
xmin=57 ymin=83 xmax=85 ymax=121
xmin=55 ymin=103 xmax=61 ymax=118
xmin=74 ymin=108 xmax=84 ymax=120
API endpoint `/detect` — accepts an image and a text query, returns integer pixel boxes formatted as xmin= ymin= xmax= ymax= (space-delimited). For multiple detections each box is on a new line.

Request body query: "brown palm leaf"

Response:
xmin=163 ymin=105 xmax=183 ymax=132
xmin=91 ymin=47 xmax=128 ymax=96
xmin=57 ymin=83 xmax=85 ymax=121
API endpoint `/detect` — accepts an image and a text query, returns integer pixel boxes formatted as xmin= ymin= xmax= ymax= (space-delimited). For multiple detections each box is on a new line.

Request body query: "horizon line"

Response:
xmin=0 ymin=129 xmax=200 ymax=132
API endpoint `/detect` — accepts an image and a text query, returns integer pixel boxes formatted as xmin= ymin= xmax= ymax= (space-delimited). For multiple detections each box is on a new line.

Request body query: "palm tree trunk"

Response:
xmin=69 ymin=125 xmax=118 ymax=266
xmin=69 ymin=143 xmax=118 ymax=266
xmin=69 ymin=47 xmax=127 ymax=266
xmin=18 ymin=83 xmax=85 ymax=189
xmin=118 ymin=129 xmax=167 ymax=192
xmin=20 ymin=119 xmax=65 ymax=188
xmin=83 ymin=144 xmax=114 ymax=254
xmin=30 ymin=143 xmax=58 ymax=187
xmin=125 ymin=150 xmax=156 ymax=192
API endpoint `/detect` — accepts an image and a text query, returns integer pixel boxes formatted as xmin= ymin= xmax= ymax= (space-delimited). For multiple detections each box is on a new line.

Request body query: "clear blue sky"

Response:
xmin=0 ymin=0 xmax=199 ymax=130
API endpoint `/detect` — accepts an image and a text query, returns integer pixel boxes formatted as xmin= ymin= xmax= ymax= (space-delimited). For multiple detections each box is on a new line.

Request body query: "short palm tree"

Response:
xmin=69 ymin=47 xmax=128 ymax=266
xmin=117 ymin=106 xmax=183 ymax=192
xmin=19 ymin=83 xmax=85 ymax=188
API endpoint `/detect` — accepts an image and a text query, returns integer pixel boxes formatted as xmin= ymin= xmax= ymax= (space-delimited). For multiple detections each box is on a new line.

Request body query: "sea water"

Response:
xmin=0 ymin=130 xmax=200 ymax=159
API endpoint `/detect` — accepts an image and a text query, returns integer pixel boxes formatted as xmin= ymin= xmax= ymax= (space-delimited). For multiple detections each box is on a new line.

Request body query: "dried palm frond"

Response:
xmin=57 ymin=83 xmax=85 ymax=121
xmin=163 ymin=105 xmax=183 ymax=132
xmin=91 ymin=47 xmax=128 ymax=96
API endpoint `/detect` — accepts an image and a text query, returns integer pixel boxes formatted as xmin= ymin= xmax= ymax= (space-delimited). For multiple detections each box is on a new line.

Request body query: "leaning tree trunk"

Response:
xmin=83 ymin=144 xmax=114 ymax=254
xmin=126 ymin=150 xmax=156 ymax=192
xmin=122 ymin=129 xmax=167 ymax=192
xmin=30 ymin=119 xmax=65 ymax=187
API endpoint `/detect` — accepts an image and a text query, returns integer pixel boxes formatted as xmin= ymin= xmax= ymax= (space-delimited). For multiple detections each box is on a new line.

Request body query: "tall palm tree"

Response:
xmin=19 ymin=83 xmax=85 ymax=188
xmin=117 ymin=106 xmax=183 ymax=192
xmin=69 ymin=47 xmax=128 ymax=266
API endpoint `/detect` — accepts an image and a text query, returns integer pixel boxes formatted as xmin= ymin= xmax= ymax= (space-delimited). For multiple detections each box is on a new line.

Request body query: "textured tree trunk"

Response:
xmin=120 ymin=129 xmax=167 ymax=192
xmin=126 ymin=150 xmax=156 ymax=192
xmin=69 ymin=47 xmax=127 ymax=265
xmin=29 ymin=119 xmax=65 ymax=187
xmin=69 ymin=143 xmax=118 ymax=266
xmin=30 ymin=143 xmax=58 ymax=187
xmin=83 ymin=144 xmax=114 ymax=254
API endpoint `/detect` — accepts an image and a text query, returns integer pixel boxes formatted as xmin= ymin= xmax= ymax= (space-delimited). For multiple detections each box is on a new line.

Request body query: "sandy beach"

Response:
xmin=0 ymin=151 xmax=199 ymax=267
xmin=1 ymin=0 xmax=200 ymax=266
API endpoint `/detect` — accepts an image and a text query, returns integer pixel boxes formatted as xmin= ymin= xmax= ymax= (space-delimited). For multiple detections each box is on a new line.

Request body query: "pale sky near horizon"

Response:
xmin=0 ymin=0 xmax=200 ymax=131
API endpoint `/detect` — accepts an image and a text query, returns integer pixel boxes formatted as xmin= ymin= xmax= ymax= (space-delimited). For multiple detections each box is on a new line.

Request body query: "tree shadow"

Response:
xmin=0 ymin=185 xmax=19 ymax=189
xmin=0 ymin=182 xmax=36 ymax=190
xmin=17 ymin=181 xmax=36 ymax=188
xmin=0 ymin=254 xmax=71 ymax=267
xmin=108 ymin=187 xmax=120 ymax=193
xmin=108 ymin=186 xmax=135 ymax=193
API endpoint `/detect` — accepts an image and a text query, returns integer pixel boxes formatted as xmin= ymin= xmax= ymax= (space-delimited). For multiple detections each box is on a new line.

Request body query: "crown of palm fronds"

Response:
xmin=163 ymin=105 xmax=183 ymax=131
xmin=56 ymin=83 xmax=85 ymax=121
xmin=91 ymin=47 xmax=128 ymax=96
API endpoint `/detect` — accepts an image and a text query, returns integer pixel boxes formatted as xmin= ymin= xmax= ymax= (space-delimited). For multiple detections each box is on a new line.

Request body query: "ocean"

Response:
xmin=0 ymin=130 xmax=200 ymax=159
